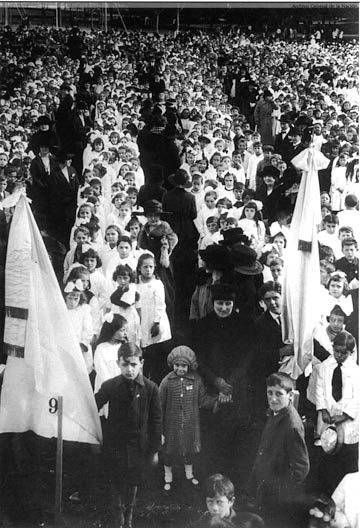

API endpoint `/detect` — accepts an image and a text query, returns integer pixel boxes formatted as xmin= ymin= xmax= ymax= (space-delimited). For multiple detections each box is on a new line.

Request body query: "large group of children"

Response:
xmin=0 ymin=18 xmax=359 ymax=528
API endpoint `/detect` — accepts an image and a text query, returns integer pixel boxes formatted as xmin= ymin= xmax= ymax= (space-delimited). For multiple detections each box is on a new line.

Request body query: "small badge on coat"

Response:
xmin=186 ymin=385 xmax=193 ymax=391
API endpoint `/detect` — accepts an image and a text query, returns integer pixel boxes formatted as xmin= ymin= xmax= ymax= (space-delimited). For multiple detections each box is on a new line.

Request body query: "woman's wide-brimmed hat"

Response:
xmin=219 ymin=227 xmax=249 ymax=247
xmin=142 ymin=199 xmax=163 ymax=216
xmin=199 ymin=244 xmax=233 ymax=271
xmin=230 ymin=245 xmax=264 ymax=275
xmin=35 ymin=115 xmax=54 ymax=127
xmin=168 ymin=168 xmax=192 ymax=188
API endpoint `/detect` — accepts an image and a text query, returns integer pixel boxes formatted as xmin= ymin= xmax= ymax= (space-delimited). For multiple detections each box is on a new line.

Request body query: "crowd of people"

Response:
xmin=0 ymin=20 xmax=359 ymax=528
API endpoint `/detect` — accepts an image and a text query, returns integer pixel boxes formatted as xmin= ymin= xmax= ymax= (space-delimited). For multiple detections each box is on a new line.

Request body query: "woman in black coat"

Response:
xmin=255 ymin=166 xmax=284 ymax=225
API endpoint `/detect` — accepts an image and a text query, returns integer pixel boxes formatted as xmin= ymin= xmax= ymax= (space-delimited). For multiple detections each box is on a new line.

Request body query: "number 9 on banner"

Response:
xmin=49 ymin=397 xmax=58 ymax=414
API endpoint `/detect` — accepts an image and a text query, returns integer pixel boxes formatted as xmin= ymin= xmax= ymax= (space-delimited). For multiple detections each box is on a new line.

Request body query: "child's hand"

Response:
xmin=218 ymin=392 xmax=232 ymax=404
xmin=150 ymin=322 xmax=160 ymax=337
xmin=321 ymin=409 xmax=332 ymax=424
xmin=331 ymin=414 xmax=349 ymax=425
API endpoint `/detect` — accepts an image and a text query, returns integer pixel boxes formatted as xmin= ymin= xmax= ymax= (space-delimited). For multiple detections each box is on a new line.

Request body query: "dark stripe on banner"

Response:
xmin=3 ymin=343 xmax=25 ymax=358
xmin=5 ymin=306 xmax=29 ymax=320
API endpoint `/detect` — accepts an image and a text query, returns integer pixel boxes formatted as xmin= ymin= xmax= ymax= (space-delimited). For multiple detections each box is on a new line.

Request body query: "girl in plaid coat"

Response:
xmin=159 ymin=346 xmax=217 ymax=492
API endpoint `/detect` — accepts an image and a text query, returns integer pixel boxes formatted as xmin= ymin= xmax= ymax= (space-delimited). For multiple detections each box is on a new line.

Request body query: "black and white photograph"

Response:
xmin=0 ymin=2 xmax=359 ymax=527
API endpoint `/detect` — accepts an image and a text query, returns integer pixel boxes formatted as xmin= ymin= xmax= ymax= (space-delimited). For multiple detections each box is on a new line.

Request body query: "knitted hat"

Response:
xmin=167 ymin=346 xmax=198 ymax=370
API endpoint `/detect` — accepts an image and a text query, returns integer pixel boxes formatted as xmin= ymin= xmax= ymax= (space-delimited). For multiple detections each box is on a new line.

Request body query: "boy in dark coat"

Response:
xmin=248 ymin=373 xmax=310 ymax=527
xmin=95 ymin=342 xmax=161 ymax=528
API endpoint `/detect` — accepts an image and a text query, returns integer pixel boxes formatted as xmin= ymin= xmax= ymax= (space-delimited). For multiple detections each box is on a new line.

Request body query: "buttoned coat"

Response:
xmin=159 ymin=370 xmax=212 ymax=456
xmin=249 ymin=404 xmax=310 ymax=509
xmin=95 ymin=373 xmax=161 ymax=455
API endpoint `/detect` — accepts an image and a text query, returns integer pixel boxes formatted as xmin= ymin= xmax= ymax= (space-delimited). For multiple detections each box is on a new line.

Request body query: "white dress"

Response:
xmin=136 ymin=277 xmax=171 ymax=348
xmin=330 ymin=166 xmax=347 ymax=211
xmin=94 ymin=341 xmax=121 ymax=417
xmin=110 ymin=284 xmax=141 ymax=345
xmin=67 ymin=304 xmax=94 ymax=374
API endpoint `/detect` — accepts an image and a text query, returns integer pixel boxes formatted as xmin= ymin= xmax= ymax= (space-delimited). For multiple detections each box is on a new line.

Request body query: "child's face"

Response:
xmin=273 ymin=236 xmax=285 ymax=252
xmin=211 ymin=154 xmax=221 ymax=167
xmin=342 ymin=244 xmax=356 ymax=262
xmin=119 ymin=205 xmax=131 ymax=218
xmin=127 ymin=192 xmax=137 ymax=206
xmin=320 ymin=193 xmax=330 ymax=206
xmin=271 ymin=264 xmax=283 ymax=281
xmin=84 ymin=256 xmax=97 ymax=272
xmin=65 ymin=291 xmax=81 ymax=310
xmin=0 ymin=180 xmax=7 ymax=192
xmin=339 ymin=230 xmax=353 ymax=241
xmin=130 ymin=159 xmax=139 ymax=171
xmin=233 ymin=189 xmax=243 ymax=201
xmin=118 ymin=241 xmax=131 ymax=259
xmin=0 ymin=154 xmax=8 ymax=167
xmin=205 ymin=196 xmax=216 ymax=209
xmin=140 ymin=258 xmax=155 ymax=280
xmin=254 ymin=145 xmax=263 ymax=156
xmin=147 ymin=213 xmax=160 ymax=227
xmin=206 ymin=220 xmax=218 ymax=234
xmin=112 ymin=324 xmax=128 ymax=343
xmin=267 ymin=384 xmax=291 ymax=412
xmin=74 ymin=231 xmax=89 ymax=245
xmin=118 ymin=355 xmax=143 ymax=380
xmin=116 ymin=274 xmax=131 ymax=289
xmin=264 ymin=175 xmax=275 ymax=186
xmin=263 ymin=290 xmax=281 ymax=314
xmin=192 ymin=179 xmax=203 ymax=193
xmin=106 ymin=228 xmax=119 ymax=247
xmin=333 ymin=344 xmax=351 ymax=365
xmin=114 ymin=196 xmax=123 ymax=209
xmin=173 ymin=360 xmax=189 ymax=378
xmin=206 ymin=493 xmax=234 ymax=519
xmin=128 ymin=223 xmax=140 ymax=239
xmin=91 ymin=183 xmax=102 ymax=196
xmin=79 ymin=207 xmax=92 ymax=221
xmin=321 ymin=206 xmax=330 ymax=218
xmin=244 ymin=207 xmax=256 ymax=220
xmin=320 ymin=267 xmax=330 ymax=285
xmin=329 ymin=279 xmax=344 ymax=298
xmin=224 ymin=175 xmax=234 ymax=189
xmin=329 ymin=314 xmax=345 ymax=335
xmin=325 ymin=222 xmax=336 ymax=235
xmin=197 ymin=159 xmax=207 ymax=172
xmin=125 ymin=174 xmax=135 ymax=186
xmin=278 ymin=161 xmax=287 ymax=173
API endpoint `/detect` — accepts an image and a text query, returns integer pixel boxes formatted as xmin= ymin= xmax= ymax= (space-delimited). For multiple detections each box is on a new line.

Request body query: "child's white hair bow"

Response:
xmin=64 ymin=279 xmax=84 ymax=293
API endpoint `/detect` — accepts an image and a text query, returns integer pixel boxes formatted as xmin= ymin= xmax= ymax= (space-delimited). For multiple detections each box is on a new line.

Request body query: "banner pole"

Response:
xmin=55 ymin=396 xmax=63 ymax=528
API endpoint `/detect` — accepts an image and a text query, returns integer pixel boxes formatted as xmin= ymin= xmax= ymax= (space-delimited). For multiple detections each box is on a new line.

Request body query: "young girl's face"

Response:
xmin=224 ymin=175 xmax=234 ymax=189
xmin=325 ymin=222 xmax=336 ymax=235
xmin=206 ymin=220 xmax=218 ymax=234
xmin=94 ymin=141 xmax=103 ymax=152
xmin=140 ymin=258 xmax=155 ymax=280
xmin=274 ymin=236 xmax=285 ymax=252
xmin=328 ymin=314 xmax=345 ymax=335
xmin=320 ymin=193 xmax=330 ymax=206
xmin=320 ymin=267 xmax=330 ymax=285
xmin=127 ymin=193 xmax=137 ymax=206
xmin=329 ymin=279 xmax=344 ymax=298
xmin=244 ymin=207 xmax=256 ymax=220
xmin=114 ymin=196 xmax=123 ymax=209
xmin=124 ymin=174 xmax=136 ymax=186
xmin=130 ymin=159 xmax=139 ymax=171
xmin=197 ymin=159 xmax=207 ymax=172
xmin=112 ymin=324 xmax=128 ymax=343
xmin=106 ymin=228 xmax=119 ymax=247
xmin=173 ymin=360 xmax=189 ymax=378
xmin=119 ymin=165 xmax=129 ymax=177
xmin=74 ymin=231 xmax=89 ymax=244
xmin=271 ymin=264 xmax=283 ymax=281
xmin=91 ymin=183 xmax=102 ymax=196
xmin=119 ymin=204 xmax=131 ymax=218
xmin=266 ymin=251 xmax=279 ymax=266
xmin=65 ymin=291 xmax=81 ymax=310
xmin=116 ymin=274 xmax=131 ymax=289
xmin=128 ymin=223 xmax=140 ymax=239
xmin=211 ymin=154 xmax=221 ymax=168
xmin=118 ymin=241 xmax=131 ymax=259
xmin=79 ymin=207 xmax=92 ymax=221
xmin=84 ymin=256 xmax=97 ymax=272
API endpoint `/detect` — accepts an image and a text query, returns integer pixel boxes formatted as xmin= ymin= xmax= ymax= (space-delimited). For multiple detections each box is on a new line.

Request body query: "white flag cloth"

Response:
xmin=0 ymin=195 xmax=102 ymax=444
xmin=280 ymin=147 xmax=330 ymax=380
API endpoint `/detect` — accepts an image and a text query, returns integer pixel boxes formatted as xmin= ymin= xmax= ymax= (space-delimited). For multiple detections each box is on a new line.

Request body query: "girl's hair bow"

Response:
xmin=64 ymin=279 xmax=84 ymax=293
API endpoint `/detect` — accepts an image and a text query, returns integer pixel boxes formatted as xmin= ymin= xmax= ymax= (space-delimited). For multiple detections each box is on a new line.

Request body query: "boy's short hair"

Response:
xmin=262 ymin=145 xmax=274 ymax=153
xmin=259 ymin=281 xmax=281 ymax=299
xmin=204 ymin=474 xmax=234 ymax=501
xmin=270 ymin=257 xmax=284 ymax=267
xmin=333 ymin=330 xmax=355 ymax=352
xmin=266 ymin=372 xmax=295 ymax=393
xmin=118 ymin=342 xmax=143 ymax=361
xmin=323 ymin=213 xmax=338 ymax=225
xmin=338 ymin=226 xmax=353 ymax=236
xmin=341 ymin=237 xmax=358 ymax=249
xmin=126 ymin=186 xmax=138 ymax=195
xmin=192 ymin=172 xmax=203 ymax=182
xmin=233 ymin=182 xmax=244 ymax=191
xmin=329 ymin=304 xmax=347 ymax=320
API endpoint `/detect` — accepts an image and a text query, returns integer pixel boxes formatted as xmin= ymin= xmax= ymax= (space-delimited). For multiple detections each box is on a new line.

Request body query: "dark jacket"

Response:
xmin=249 ymin=404 xmax=310 ymax=509
xmin=274 ymin=130 xmax=292 ymax=162
xmin=162 ymin=187 xmax=198 ymax=249
xmin=95 ymin=373 xmax=161 ymax=454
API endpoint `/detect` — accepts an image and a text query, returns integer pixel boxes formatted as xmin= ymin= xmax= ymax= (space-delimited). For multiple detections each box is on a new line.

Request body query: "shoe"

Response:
xmin=314 ymin=439 xmax=322 ymax=447
xmin=186 ymin=477 xmax=199 ymax=488
xmin=69 ymin=491 xmax=81 ymax=502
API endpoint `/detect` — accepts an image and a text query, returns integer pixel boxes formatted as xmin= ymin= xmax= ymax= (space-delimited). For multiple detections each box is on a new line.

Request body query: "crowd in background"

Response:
xmin=0 ymin=21 xmax=359 ymax=528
